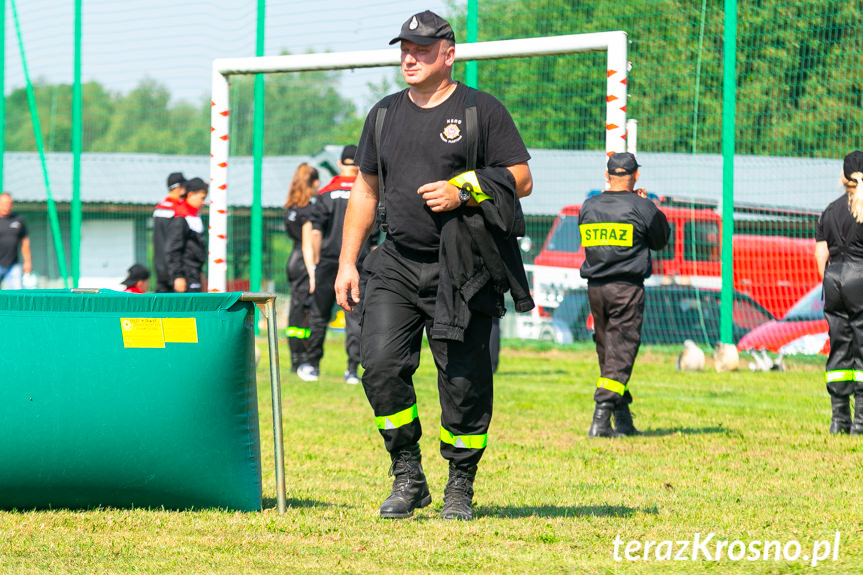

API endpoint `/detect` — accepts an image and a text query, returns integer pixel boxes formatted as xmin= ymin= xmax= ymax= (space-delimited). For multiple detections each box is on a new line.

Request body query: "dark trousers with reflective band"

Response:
xmin=286 ymin=249 xmax=312 ymax=368
xmin=361 ymin=241 xmax=493 ymax=467
xmin=588 ymin=281 xmax=644 ymax=405
xmin=306 ymin=258 xmax=363 ymax=371
xmin=823 ymin=261 xmax=863 ymax=397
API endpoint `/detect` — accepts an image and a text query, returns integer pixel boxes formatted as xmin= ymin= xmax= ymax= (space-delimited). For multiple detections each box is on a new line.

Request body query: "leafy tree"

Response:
xmin=446 ymin=0 xmax=860 ymax=157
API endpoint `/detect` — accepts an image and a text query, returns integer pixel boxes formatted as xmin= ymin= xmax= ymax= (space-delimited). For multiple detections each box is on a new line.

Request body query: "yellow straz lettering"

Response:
xmin=580 ymin=223 xmax=634 ymax=247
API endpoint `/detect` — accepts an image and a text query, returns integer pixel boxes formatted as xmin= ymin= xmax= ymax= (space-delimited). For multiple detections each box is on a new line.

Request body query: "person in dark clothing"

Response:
xmin=815 ymin=150 xmax=863 ymax=434
xmin=166 ymin=177 xmax=208 ymax=293
xmin=305 ymin=145 xmax=377 ymax=385
xmin=335 ymin=11 xmax=533 ymax=521
xmin=0 ymin=193 xmax=32 ymax=290
xmin=152 ymin=172 xmax=186 ymax=292
xmin=285 ymin=163 xmax=319 ymax=378
xmin=578 ymin=152 xmax=670 ymax=438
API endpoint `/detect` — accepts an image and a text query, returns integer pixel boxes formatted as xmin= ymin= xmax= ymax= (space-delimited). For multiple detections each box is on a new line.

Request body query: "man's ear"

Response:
xmin=444 ymin=44 xmax=456 ymax=66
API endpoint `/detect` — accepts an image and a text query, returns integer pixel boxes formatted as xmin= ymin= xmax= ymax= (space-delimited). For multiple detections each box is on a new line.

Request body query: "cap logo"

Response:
xmin=409 ymin=16 xmax=419 ymax=30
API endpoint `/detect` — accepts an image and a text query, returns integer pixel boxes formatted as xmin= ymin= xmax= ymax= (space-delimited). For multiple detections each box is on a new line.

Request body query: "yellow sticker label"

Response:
xmin=580 ymin=223 xmax=634 ymax=247
xmin=120 ymin=318 xmax=166 ymax=348
xmin=163 ymin=318 xmax=198 ymax=343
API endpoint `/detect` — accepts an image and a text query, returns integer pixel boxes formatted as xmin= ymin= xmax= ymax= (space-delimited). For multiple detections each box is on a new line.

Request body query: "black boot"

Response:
xmin=588 ymin=402 xmax=622 ymax=438
xmin=379 ymin=444 xmax=431 ymax=518
xmin=441 ymin=462 xmax=477 ymax=521
xmin=829 ymin=395 xmax=851 ymax=434
xmin=613 ymin=403 xmax=643 ymax=436
xmin=851 ymin=392 xmax=863 ymax=435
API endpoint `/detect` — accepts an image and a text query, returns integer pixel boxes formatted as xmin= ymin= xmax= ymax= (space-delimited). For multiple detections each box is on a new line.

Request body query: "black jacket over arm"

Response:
xmin=432 ymin=167 xmax=535 ymax=342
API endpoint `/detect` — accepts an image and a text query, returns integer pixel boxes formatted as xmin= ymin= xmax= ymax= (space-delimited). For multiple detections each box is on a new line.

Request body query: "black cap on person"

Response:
xmin=184 ymin=177 xmax=208 ymax=193
xmin=389 ymin=11 xmax=455 ymax=46
xmin=607 ymin=152 xmax=640 ymax=176
xmin=121 ymin=263 xmax=150 ymax=287
xmin=843 ymin=150 xmax=863 ymax=180
xmin=341 ymin=145 xmax=358 ymax=165
xmin=167 ymin=172 xmax=186 ymax=190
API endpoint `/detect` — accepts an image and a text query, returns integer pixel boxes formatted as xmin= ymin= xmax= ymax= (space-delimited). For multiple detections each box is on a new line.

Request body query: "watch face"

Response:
xmin=459 ymin=187 xmax=471 ymax=202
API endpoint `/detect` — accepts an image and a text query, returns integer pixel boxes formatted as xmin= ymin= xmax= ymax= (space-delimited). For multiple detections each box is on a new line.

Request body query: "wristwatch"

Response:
xmin=457 ymin=185 xmax=471 ymax=203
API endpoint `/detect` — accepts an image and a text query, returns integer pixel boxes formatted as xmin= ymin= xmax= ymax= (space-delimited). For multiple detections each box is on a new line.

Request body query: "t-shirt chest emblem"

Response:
xmin=440 ymin=119 xmax=463 ymax=143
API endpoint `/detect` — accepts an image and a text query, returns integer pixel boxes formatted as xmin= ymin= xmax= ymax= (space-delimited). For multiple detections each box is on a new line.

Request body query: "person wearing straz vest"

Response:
xmin=335 ymin=11 xmax=534 ymax=521
xmin=579 ymin=153 xmax=670 ymax=438
xmin=815 ymin=150 xmax=863 ymax=434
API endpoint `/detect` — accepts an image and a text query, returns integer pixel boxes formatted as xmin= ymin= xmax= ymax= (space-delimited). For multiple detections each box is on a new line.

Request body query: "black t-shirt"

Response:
xmin=0 ymin=213 xmax=28 ymax=268
xmin=816 ymin=194 xmax=863 ymax=261
xmin=356 ymin=82 xmax=530 ymax=256
xmin=284 ymin=201 xmax=315 ymax=251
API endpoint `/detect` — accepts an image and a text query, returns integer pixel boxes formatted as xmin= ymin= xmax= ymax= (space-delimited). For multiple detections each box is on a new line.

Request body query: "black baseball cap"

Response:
xmin=167 ymin=172 xmax=186 ymax=190
xmin=121 ymin=263 xmax=150 ymax=287
xmin=184 ymin=177 xmax=209 ymax=193
xmin=341 ymin=145 xmax=358 ymax=164
xmin=607 ymin=152 xmax=640 ymax=176
xmin=843 ymin=150 xmax=863 ymax=180
xmin=389 ymin=11 xmax=455 ymax=46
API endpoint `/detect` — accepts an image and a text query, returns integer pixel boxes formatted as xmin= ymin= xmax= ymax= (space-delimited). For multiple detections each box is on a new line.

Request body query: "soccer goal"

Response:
xmin=207 ymin=31 xmax=628 ymax=293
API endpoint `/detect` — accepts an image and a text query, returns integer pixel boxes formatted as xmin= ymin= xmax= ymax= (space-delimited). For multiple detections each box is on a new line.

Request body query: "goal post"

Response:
xmin=208 ymin=31 xmax=628 ymax=293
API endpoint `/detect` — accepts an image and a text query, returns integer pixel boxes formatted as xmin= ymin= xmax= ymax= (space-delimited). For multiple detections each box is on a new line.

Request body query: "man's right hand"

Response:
xmin=335 ymin=263 xmax=360 ymax=312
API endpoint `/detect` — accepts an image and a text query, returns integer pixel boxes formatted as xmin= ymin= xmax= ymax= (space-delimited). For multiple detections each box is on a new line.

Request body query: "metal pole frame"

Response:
xmin=720 ymin=0 xmax=737 ymax=344
xmin=241 ymin=292 xmax=286 ymax=514
xmin=208 ymin=31 xmax=628 ymax=292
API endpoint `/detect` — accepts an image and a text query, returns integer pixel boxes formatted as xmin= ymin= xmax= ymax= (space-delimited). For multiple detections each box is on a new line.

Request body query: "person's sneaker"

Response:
xmin=296 ymin=364 xmax=319 ymax=382
xmin=344 ymin=370 xmax=360 ymax=385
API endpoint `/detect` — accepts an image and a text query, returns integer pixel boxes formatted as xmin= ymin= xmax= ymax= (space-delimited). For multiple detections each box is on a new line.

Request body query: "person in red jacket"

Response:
xmin=166 ymin=177 xmax=208 ymax=293
xmin=121 ymin=263 xmax=150 ymax=294
xmin=152 ymin=172 xmax=186 ymax=292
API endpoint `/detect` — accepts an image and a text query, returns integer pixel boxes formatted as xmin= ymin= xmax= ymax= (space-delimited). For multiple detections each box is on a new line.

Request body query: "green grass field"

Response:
xmin=1 ymin=336 xmax=861 ymax=574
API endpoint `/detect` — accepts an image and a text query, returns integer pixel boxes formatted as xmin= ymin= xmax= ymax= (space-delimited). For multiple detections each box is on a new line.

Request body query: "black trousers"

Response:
xmin=588 ymin=281 xmax=645 ymax=405
xmin=361 ymin=240 xmax=493 ymax=467
xmin=306 ymin=258 xmax=363 ymax=372
xmin=286 ymin=248 xmax=312 ymax=369
xmin=155 ymin=277 xmax=174 ymax=293
xmin=823 ymin=261 xmax=863 ymax=398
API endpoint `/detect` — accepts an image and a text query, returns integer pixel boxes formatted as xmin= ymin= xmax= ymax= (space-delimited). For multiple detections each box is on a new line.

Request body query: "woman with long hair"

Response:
xmin=815 ymin=150 xmax=863 ymax=434
xmin=284 ymin=163 xmax=319 ymax=378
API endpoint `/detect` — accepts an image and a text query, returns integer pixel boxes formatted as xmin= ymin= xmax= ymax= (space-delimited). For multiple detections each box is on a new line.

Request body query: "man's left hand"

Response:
xmin=418 ymin=181 xmax=465 ymax=212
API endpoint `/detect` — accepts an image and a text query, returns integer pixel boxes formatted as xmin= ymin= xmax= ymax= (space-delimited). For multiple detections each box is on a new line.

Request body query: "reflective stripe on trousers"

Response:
xmin=375 ymin=404 xmax=419 ymax=430
xmin=440 ymin=426 xmax=488 ymax=449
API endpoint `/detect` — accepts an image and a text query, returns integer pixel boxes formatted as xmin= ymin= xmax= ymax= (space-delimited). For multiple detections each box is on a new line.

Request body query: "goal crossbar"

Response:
xmin=208 ymin=31 xmax=628 ymax=292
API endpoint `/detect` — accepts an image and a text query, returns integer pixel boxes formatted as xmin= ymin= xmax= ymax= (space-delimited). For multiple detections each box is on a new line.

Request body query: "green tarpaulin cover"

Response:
xmin=0 ymin=290 xmax=262 ymax=511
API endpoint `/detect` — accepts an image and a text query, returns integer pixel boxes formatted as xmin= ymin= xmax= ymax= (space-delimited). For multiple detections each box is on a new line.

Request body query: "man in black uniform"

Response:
xmin=579 ymin=153 xmax=670 ymax=438
xmin=815 ymin=150 xmax=863 ymax=434
xmin=305 ymin=145 xmax=376 ymax=384
xmin=335 ymin=11 xmax=533 ymax=521
xmin=152 ymin=172 xmax=186 ymax=292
